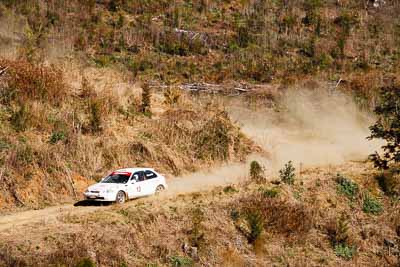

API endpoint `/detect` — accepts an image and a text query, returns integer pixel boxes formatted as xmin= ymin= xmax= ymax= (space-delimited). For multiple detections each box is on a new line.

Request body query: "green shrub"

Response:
xmin=327 ymin=214 xmax=349 ymax=247
xmin=334 ymin=244 xmax=355 ymax=260
xmin=245 ymin=210 xmax=263 ymax=244
xmin=279 ymin=161 xmax=295 ymax=185
xmin=362 ymin=193 xmax=383 ymax=215
xmin=259 ymin=187 xmax=279 ymax=198
xmin=336 ymin=174 xmax=359 ymax=200
xmin=141 ymin=82 xmax=152 ymax=117
xmin=49 ymin=131 xmax=66 ymax=144
xmin=368 ymin=86 xmax=400 ymax=170
xmin=317 ymin=53 xmax=334 ymax=69
xmin=334 ymin=11 xmax=359 ymax=36
xmin=76 ymin=258 xmax=95 ymax=267
xmin=223 ymin=185 xmax=238 ymax=194
xmin=375 ymin=170 xmax=400 ymax=196
xmin=230 ymin=209 xmax=240 ymax=221
xmin=250 ymin=160 xmax=265 ymax=183
xmin=170 ymin=256 xmax=193 ymax=267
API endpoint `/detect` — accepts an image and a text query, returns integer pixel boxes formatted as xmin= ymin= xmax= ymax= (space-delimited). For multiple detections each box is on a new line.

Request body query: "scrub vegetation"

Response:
xmin=0 ymin=162 xmax=398 ymax=266
xmin=0 ymin=1 xmax=400 ymax=266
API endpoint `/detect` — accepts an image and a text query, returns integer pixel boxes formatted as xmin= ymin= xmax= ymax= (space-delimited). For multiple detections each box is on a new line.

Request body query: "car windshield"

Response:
xmin=101 ymin=174 xmax=130 ymax=184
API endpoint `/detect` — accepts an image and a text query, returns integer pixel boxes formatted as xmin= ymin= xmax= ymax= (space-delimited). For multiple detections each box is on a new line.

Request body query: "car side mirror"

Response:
xmin=131 ymin=180 xmax=136 ymax=184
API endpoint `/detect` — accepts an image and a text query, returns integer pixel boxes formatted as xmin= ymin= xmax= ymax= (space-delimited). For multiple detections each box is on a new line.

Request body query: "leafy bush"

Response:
xmin=334 ymin=11 xmax=359 ymax=36
xmin=336 ymin=174 xmax=359 ymax=200
xmin=279 ymin=161 xmax=295 ymax=185
xmin=334 ymin=244 xmax=355 ymax=260
xmin=223 ymin=185 xmax=238 ymax=194
xmin=245 ymin=210 xmax=264 ymax=244
xmin=362 ymin=193 xmax=383 ymax=215
xmin=250 ymin=160 xmax=265 ymax=183
xmin=76 ymin=258 xmax=95 ymax=267
xmin=368 ymin=86 xmax=400 ymax=170
xmin=375 ymin=170 xmax=400 ymax=196
xmin=326 ymin=214 xmax=355 ymax=260
xmin=302 ymin=0 xmax=322 ymax=26
xmin=259 ymin=187 xmax=279 ymax=198
xmin=49 ymin=131 xmax=66 ymax=144
xmin=327 ymin=214 xmax=349 ymax=247
xmin=230 ymin=209 xmax=240 ymax=221
xmin=170 ymin=256 xmax=193 ymax=267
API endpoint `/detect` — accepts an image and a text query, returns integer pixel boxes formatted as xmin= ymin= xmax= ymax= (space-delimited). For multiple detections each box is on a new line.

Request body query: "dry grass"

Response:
xmin=0 ymin=59 xmax=67 ymax=105
xmin=238 ymin=190 xmax=315 ymax=240
xmin=0 ymin=58 xmax=253 ymax=211
xmin=0 ymin=162 xmax=398 ymax=266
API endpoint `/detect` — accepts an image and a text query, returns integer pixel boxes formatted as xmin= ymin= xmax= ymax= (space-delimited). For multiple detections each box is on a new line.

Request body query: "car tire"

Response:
xmin=116 ymin=191 xmax=126 ymax=204
xmin=155 ymin=185 xmax=165 ymax=194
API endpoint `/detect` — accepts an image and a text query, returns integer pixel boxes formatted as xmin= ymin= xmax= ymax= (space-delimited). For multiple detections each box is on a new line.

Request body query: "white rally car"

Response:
xmin=84 ymin=168 xmax=167 ymax=204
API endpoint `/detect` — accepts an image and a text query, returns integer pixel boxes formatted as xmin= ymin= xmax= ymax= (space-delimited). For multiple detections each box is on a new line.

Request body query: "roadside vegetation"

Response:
xmin=0 ymin=162 xmax=398 ymax=266
xmin=0 ymin=58 xmax=252 ymax=210
xmin=0 ymin=1 xmax=399 ymax=266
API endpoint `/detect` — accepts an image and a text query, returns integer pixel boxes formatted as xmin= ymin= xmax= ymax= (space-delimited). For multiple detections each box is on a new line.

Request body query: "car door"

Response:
xmin=144 ymin=170 xmax=159 ymax=194
xmin=127 ymin=171 xmax=146 ymax=198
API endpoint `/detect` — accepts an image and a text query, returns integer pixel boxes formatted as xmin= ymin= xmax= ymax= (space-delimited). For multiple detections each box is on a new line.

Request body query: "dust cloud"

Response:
xmin=169 ymin=87 xmax=382 ymax=192
xmin=227 ymin=88 xmax=382 ymax=171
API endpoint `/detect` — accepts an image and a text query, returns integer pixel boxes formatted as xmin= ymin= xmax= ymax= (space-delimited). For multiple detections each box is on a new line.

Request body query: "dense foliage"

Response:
xmin=368 ymin=86 xmax=400 ymax=169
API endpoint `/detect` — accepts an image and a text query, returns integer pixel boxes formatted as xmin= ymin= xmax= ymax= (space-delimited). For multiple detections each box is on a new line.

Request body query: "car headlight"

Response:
xmin=85 ymin=189 xmax=89 ymax=193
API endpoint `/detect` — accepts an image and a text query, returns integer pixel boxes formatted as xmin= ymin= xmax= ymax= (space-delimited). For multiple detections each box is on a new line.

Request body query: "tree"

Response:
xmin=141 ymin=82 xmax=152 ymax=117
xmin=368 ymin=86 xmax=400 ymax=169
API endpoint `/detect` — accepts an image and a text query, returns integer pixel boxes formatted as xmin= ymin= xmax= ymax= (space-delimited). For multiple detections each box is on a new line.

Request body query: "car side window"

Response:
xmin=133 ymin=171 xmax=145 ymax=182
xmin=144 ymin=170 xmax=158 ymax=179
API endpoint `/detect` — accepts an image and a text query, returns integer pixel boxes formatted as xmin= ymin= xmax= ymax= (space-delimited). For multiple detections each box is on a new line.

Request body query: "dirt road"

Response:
xmin=0 ymin=159 xmax=255 ymax=232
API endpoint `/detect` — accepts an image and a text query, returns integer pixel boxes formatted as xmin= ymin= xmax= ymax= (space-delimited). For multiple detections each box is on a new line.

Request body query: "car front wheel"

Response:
xmin=116 ymin=191 xmax=126 ymax=204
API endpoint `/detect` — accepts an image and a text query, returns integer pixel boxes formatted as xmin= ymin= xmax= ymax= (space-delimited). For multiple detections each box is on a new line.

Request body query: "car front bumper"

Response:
xmin=84 ymin=192 xmax=116 ymax=201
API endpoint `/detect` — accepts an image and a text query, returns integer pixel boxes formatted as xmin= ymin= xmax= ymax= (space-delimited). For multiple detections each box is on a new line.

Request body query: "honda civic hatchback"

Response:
xmin=84 ymin=168 xmax=167 ymax=204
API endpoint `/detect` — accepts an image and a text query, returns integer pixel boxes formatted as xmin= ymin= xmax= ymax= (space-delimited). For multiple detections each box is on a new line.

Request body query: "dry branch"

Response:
xmin=0 ymin=66 xmax=8 ymax=77
xmin=150 ymin=82 xmax=253 ymax=96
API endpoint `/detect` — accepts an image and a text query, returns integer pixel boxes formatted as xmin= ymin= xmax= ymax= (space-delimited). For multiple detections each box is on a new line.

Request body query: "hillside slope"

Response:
xmin=0 ymin=59 xmax=253 ymax=211
xmin=0 ymin=162 xmax=398 ymax=266
xmin=1 ymin=1 xmax=399 ymax=85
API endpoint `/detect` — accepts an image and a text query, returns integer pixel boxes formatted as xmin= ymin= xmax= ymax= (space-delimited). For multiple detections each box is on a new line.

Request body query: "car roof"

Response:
xmin=114 ymin=167 xmax=155 ymax=173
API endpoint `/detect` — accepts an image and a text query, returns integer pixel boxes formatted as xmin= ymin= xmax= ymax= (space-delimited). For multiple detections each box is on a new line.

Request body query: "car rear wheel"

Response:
xmin=155 ymin=185 xmax=165 ymax=194
xmin=116 ymin=191 xmax=126 ymax=204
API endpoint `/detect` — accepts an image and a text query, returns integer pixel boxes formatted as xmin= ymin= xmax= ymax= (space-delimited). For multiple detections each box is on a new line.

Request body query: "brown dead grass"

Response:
xmin=0 ymin=58 xmax=254 ymax=211
xmin=0 ymin=162 xmax=398 ymax=266
xmin=0 ymin=59 xmax=68 ymax=105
